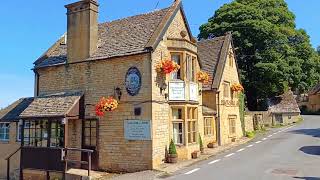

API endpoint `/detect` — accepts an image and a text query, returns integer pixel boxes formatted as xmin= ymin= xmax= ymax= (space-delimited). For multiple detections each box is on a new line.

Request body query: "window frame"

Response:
xmin=187 ymin=107 xmax=197 ymax=144
xmin=0 ymin=123 xmax=10 ymax=142
xmin=171 ymin=108 xmax=184 ymax=145
xmin=172 ymin=122 xmax=184 ymax=145
xmin=170 ymin=53 xmax=182 ymax=80
xmin=223 ymin=81 xmax=231 ymax=98
xmin=228 ymin=116 xmax=237 ymax=135
xmin=83 ymin=119 xmax=97 ymax=147
xmin=204 ymin=117 xmax=213 ymax=136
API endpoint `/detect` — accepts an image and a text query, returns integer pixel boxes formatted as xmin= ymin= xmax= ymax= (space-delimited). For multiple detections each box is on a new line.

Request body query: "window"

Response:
xmin=204 ymin=118 xmax=213 ymax=136
xmin=186 ymin=55 xmax=196 ymax=82
xmin=17 ymin=121 xmax=30 ymax=142
xmin=83 ymin=120 xmax=97 ymax=147
xmin=171 ymin=54 xmax=181 ymax=80
xmin=172 ymin=108 xmax=183 ymax=145
xmin=228 ymin=117 xmax=236 ymax=134
xmin=187 ymin=108 xmax=197 ymax=144
xmin=173 ymin=122 xmax=183 ymax=145
xmin=23 ymin=120 xmax=64 ymax=147
xmin=223 ymin=82 xmax=230 ymax=98
xmin=0 ymin=123 xmax=9 ymax=141
xmin=229 ymin=51 xmax=234 ymax=67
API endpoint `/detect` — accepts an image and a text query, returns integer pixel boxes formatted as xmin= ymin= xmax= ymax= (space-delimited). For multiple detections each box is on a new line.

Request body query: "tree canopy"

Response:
xmin=199 ymin=0 xmax=320 ymax=110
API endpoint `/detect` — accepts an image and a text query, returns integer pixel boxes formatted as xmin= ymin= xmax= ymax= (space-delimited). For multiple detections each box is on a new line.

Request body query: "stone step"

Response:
xmin=66 ymin=168 xmax=110 ymax=180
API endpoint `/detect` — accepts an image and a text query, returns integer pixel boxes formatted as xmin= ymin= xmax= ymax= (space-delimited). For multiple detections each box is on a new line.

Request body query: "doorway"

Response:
xmin=82 ymin=119 xmax=99 ymax=170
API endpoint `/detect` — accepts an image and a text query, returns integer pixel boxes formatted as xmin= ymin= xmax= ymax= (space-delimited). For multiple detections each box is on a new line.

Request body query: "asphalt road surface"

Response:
xmin=167 ymin=115 xmax=320 ymax=180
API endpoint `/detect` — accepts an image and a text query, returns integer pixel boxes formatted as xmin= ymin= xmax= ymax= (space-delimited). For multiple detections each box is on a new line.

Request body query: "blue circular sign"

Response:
xmin=125 ymin=67 xmax=142 ymax=96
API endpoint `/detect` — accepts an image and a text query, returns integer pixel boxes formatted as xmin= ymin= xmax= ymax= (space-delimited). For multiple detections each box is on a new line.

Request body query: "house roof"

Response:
xmin=309 ymin=82 xmax=320 ymax=95
xmin=0 ymin=98 xmax=34 ymax=122
xmin=197 ymin=33 xmax=233 ymax=90
xmin=268 ymin=90 xmax=301 ymax=114
xmin=20 ymin=92 xmax=82 ymax=119
xmin=202 ymin=106 xmax=216 ymax=116
xmin=34 ymin=0 xmax=192 ymax=69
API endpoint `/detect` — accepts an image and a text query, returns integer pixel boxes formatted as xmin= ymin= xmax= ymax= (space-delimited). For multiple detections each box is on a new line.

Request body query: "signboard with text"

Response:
xmin=189 ymin=82 xmax=198 ymax=101
xmin=124 ymin=120 xmax=151 ymax=140
xmin=169 ymin=81 xmax=185 ymax=101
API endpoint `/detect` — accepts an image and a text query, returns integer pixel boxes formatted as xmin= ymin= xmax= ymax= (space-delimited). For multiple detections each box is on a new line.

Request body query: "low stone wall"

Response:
xmin=245 ymin=111 xmax=271 ymax=129
xmin=244 ymin=114 xmax=254 ymax=132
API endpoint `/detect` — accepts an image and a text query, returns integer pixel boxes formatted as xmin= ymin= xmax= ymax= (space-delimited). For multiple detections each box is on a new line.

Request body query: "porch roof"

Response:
xmin=19 ymin=91 xmax=83 ymax=119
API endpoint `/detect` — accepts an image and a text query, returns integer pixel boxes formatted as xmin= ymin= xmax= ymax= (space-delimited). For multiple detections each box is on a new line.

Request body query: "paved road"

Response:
xmin=167 ymin=115 xmax=320 ymax=180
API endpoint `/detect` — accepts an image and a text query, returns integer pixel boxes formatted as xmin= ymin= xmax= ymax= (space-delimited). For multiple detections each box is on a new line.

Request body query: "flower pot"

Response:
xmin=167 ymin=154 xmax=178 ymax=163
xmin=191 ymin=151 xmax=201 ymax=159
xmin=207 ymin=142 xmax=217 ymax=148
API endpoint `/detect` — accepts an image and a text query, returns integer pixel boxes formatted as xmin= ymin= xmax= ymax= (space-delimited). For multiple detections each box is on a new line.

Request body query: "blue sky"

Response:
xmin=0 ymin=0 xmax=319 ymax=108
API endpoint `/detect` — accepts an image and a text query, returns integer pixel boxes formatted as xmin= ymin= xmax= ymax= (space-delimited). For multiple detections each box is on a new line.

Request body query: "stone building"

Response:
xmin=0 ymin=0 xmax=212 ymax=179
xmin=268 ymin=90 xmax=301 ymax=125
xmin=306 ymin=82 xmax=320 ymax=112
xmin=198 ymin=34 xmax=244 ymax=146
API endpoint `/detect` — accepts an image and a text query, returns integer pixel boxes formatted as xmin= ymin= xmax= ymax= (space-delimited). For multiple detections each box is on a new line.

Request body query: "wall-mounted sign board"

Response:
xmin=124 ymin=120 xmax=151 ymax=141
xmin=169 ymin=81 xmax=185 ymax=101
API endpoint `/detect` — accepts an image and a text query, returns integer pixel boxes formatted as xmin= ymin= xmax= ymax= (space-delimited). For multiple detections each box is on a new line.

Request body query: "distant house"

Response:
xmin=268 ymin=90 xmax=301 ymax=125
xmin=306 ymin=82 xmax=320 ymax=112
xmin=198 ymin=33 xmax=244 ymax=146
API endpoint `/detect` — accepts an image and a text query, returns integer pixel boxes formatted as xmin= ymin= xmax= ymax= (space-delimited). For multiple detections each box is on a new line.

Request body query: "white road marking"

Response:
xmin=237 ymin=148 xmax=245 ymax=152
xmin=185 ymin=168 xmax=200 ymax=175
xmin=247 ymin=144 xmax=254 ymax=147
xmin=262 ymin=138 xmax=267 ymax=140
xmin=255 ymin=141 xmax=262 ymax=144
xmin=268 ymin=135 xmax=272 ymax=137
xmin=225 ymin=153 xmax=235 ymax=157
xmin=208 ymin=159 xmax=221 ymax=165
xmin=273 ymin=132 xmax=277 ymax=135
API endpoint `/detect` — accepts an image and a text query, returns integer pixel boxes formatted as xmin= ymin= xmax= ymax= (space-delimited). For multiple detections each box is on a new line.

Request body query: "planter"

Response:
xmin=191 ymin=151 xmax=201 ymax=159
xmin=231 ymin=138 xmax=236 ymax=142
xmin=207 ymin=142 xmax=217 ymax=148
xmin=167 ymin=154 xmax=178 ymax=163
xmin=200 ymin=147 xmax=204 ymax=154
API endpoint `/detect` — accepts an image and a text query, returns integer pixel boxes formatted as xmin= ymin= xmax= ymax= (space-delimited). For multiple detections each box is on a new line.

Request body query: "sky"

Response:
xmin=0 ymin=0 xmax=319 ymax=108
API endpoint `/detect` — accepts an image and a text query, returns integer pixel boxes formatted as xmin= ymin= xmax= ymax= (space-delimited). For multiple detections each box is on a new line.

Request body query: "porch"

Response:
xmin=6 ymin=92 xmax=98 ymax=180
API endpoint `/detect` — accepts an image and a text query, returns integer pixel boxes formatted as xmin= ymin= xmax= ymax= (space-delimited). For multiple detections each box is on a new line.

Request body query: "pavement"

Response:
xmin=166 ymin=115 xmax=320 ymax=180
xmin=109 ymin=115 xmax=320 ymax=180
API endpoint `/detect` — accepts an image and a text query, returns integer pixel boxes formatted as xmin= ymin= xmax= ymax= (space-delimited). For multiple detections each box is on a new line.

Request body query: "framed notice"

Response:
xmin=169 ymin=81 xmax=185 ymax=101
xmin=124 ymin=120 xmax=151 ymax=141
xmin=189 ymin=82 xmax=198 ymax=101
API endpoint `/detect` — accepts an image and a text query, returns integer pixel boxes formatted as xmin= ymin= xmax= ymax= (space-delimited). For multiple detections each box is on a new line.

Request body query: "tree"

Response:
xmin=317 ymin=46 xmax=320 ymax=55
xmin=199 ymin=0 xmax=320 ymax=110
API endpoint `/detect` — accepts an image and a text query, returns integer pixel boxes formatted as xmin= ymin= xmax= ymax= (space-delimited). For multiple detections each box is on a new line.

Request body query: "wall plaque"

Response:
xmin=168 ymin=81 xmax=185 ymax=101
xmin=124 ymin=120 xmax=151 ymax=141
xmin=125 ymin=67 xmax=141 ymax=96
xmin=189 ymin=82 xmax=198 ymax=101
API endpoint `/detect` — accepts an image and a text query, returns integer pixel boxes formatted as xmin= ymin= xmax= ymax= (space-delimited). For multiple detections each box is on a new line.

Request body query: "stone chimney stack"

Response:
xmin=65 ymin=0 xmax=99 ymax=63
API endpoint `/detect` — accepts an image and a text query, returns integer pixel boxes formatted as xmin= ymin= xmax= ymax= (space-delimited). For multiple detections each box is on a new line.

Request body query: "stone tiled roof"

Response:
xmin=309 ymin=82 xmax=320 ymax=95
xmin=20 ymin=92 xmax=82 ymax=118
xmin=268 ymin=91 xmax=301 ymax=114
xmin=0 ymin=98 xmax=34 ymax=122
xmin=202 ymin=106 xmax=216 ymax=116
xmin=34 ymin=7 xmax=172 ymax=68
xmin=198 ymin=33 xmax=233 ymax=90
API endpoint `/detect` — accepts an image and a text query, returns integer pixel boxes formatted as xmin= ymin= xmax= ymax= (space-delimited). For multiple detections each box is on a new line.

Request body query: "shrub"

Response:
xmin=199 ymin=135 xmax=203 ymax=149
xmin=169 ymin=139 xmax=177 ymax=155
xmin=246 ymin=131 xmax=255 ymax=138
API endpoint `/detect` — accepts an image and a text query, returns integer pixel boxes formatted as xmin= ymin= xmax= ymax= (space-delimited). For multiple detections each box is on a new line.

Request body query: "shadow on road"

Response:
xmin=293 ymin=177 xmax=320 ymax=180
xmin=299 ymin=146 xmax=320 ymax=156
xmin=290 ymin=128 xmax=320 ymax=138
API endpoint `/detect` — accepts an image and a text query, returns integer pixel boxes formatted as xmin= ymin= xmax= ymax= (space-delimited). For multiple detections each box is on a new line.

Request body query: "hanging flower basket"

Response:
xmin=197 ymin=71 xmax=210 ymax=84
xmin=155 ymin=59 xmax=180 ymax=74
xmin=231 ymin=83 xmax=244 ymax=92
xmin=95 ymin=96 xmax=118 ymax=117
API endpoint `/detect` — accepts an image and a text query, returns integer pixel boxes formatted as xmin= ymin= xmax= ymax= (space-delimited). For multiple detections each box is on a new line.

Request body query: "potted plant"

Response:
xmin=95 ymin=96 xmax=119 ymax=117
xmin=197 ymin=71 xmax=210 ymax=84
xmin=167 ymin=139 xmax=178 ymax=163
xmin=191 ymin=151 xmax=201 ymax=159
xmin=207 ymin=141 xmax=217 ymax=148
xmin=199 ymin=135 xmax=204 ymax=153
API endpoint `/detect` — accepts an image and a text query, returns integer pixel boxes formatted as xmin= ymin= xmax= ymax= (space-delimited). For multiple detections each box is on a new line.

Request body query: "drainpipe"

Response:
xmin=33 ymin=69 xmax=39 ymax=97
xmin=216 ymin=90 xmax=221 ymax=146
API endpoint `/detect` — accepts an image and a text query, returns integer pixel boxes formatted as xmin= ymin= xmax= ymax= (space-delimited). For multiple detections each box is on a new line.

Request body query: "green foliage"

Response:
xmin=199 ymin=135 xmax=204 ymax=149
xmin=169 ymin=139 xmax=177 ymax=155
xmin=245 ymin=131 xmax=256 ymax=138
xmin=238 ymin=92 xmax=246 ymax=136
xmin=317 ymin=46 xmax=320 ymax=55
xmin=199 ymin=0 xmax=320 ymax=110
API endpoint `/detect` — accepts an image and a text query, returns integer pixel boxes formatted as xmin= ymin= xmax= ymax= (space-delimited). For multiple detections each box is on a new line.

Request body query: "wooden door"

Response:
xmin=82 ymin=120 xmax=99 ymax=170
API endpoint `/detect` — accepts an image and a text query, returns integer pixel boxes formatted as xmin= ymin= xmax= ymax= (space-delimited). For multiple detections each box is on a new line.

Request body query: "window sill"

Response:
xmin=0 ymin=140 xmax=10 ymax=144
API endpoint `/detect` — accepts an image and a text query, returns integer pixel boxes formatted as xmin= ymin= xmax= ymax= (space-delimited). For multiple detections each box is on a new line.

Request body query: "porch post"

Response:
xmin=19 ymin=120 xmax=25 ymax=180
